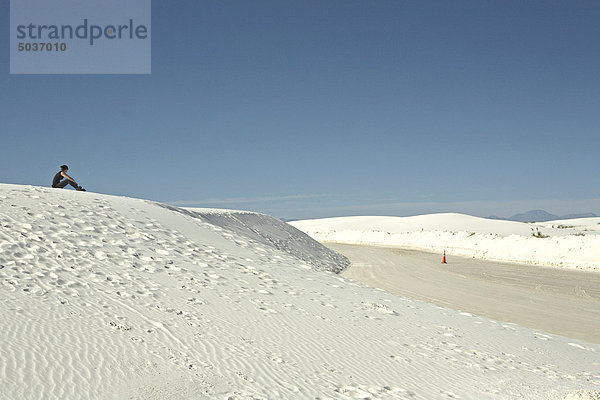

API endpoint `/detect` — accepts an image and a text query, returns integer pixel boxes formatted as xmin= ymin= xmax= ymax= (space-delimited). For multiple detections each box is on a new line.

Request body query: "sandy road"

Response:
xmin=327 ymin=242 xmax=600 ymax=344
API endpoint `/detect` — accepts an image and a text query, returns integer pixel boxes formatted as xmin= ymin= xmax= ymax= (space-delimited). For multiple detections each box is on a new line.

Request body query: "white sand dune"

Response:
xmin=1 ymin=184 xmax=599 ymax=399
xmin=291 ymin=213 xmax=600 ymax=271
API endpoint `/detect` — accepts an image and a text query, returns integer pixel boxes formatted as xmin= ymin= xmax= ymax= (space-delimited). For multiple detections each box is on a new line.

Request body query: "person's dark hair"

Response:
xmin=60 ymin=165 xmax=68 ymax=171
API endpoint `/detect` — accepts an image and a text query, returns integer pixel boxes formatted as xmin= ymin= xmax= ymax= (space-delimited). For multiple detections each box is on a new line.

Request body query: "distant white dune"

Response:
xmin=1 ymin=184 xmax=599 ymax=399
xmin=291 ymin=213 xmax=600 ymax=271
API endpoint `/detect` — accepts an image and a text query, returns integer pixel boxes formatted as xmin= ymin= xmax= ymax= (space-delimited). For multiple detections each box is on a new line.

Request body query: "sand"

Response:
xmin=2 ymin=184 xmax=599 ymax=399
xmin=328 ymin=243 xmax=600 ymax=343
xmin=291 ymin=213 xmax=600 ymax=271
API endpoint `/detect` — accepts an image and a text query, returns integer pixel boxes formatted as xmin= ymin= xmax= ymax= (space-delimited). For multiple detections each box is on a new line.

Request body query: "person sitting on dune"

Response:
xmin=52 ymin=165 xmax=86 ymax=191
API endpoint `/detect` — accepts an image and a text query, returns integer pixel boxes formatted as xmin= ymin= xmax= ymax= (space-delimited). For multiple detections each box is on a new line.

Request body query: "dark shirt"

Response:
xmin=52 ymin=171 xmax=64 ymax=187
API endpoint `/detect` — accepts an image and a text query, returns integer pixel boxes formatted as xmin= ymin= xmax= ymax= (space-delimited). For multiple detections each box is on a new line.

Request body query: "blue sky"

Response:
xmin=1 ymin=1 xmax=599 ymax=219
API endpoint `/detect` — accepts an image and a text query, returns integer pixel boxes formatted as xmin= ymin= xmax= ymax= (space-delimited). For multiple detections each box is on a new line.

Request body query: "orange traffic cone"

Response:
xmin=442 ymin=250 xmax=447 ymax=264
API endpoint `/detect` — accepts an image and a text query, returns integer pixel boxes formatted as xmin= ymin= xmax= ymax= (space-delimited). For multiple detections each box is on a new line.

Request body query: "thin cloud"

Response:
xmin=167 ymin=194 xmax=600 ymax=220
xmin=268 ymin=198 xmax=600 ymax=220
xmin=168 ymin=194 xmax=330 ymax=206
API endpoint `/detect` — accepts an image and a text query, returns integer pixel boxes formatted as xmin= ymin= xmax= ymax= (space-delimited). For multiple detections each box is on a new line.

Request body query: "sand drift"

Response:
xmin=291 ymin=214 xmax=600 ymax=271
xmin=327 ymin=243 xmax=600 ymax=344
xmin=0 ymin=184 xmax=599 ymax=399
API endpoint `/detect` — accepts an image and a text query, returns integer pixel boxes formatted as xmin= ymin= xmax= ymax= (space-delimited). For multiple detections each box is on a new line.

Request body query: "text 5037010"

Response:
xmin=18 ymin=42 xmax=67 ymax=51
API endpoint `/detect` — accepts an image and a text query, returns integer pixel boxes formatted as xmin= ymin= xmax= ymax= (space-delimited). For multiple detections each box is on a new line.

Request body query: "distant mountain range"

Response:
xmin=488 ymin=209 xmax=598 ymax=223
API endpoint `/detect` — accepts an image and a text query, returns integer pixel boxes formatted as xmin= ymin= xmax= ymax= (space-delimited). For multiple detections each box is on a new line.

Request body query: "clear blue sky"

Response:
xmin=1 ymin=1 xmax=599 ymax=219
